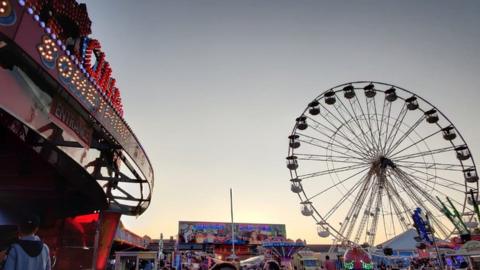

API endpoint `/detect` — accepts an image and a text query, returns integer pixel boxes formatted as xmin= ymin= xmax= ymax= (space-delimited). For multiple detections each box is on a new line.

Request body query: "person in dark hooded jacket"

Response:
xmin=3 ymin=215 xmax=51 ymax=270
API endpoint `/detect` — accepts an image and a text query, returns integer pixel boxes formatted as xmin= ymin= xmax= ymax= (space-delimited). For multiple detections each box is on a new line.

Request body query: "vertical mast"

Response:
xmin=230 ymin=188 xmax=236 ymax=259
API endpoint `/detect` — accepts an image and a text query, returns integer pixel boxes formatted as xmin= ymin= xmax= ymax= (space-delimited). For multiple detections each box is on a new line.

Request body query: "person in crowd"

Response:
xmin=323 ymin=255 xmax=335 ymax=270
xmin=3 ymin=215 xmax=51 ymax=270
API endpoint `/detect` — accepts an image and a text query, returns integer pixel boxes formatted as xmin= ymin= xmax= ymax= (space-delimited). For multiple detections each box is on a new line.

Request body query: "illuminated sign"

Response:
xmin=50 ymin=98 xmax=93 ymax=146
xmin=178 ymin=221 xmax=286 ymax=245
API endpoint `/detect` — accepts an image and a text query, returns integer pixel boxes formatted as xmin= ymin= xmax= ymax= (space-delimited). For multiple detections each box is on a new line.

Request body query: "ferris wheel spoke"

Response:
xmin=380 ymin=102 xmax=393 ymax=154
xmin=294 ymin=152 xmax=365 ymax=162
xmin=364 ymin=96 xmax=382 ymax=150
xmin=353 ymin=176 xmax=380 ymax=244
xmin=336 ymin=172 xmax=374 ymax=238
xmin=306 ymin=116 xmax=370 ymax=158
xmin=389 ymin=129 xmax=443 ymax=158
xmin=385 ymin=115 xmax=426 ymax=156
xmin=396 ymin=163 xmax=463 ymax=172
xmin=299 ymin=119 xmax=354 ymax=147
xmin=383 ymin=103 xmax=408 ymax=153
xmin=336 ymin=96 xmax=378 ymax=154
xmin=394 ymin=160 xmax=464 ymax=171
xmin=377 ymin=96 xmax=392 ymax=154
xmin=392 ymin=145 xmax=456 ymax=161
xmin=297 ymin=132 xmax=367 ymax=159
xmin=396 ymin=165 xmax=466 ymax=193
xmin=384 ymin=179 xmax=414 ymax=228
xmin=367 ymin=182 xmax=384 ymax=245
xmin=296 ymin=155 xmax=367 ymax=165
xmin=369 ymin=98 xmax=384 ymax=152
xmin=385 ymin=187 xmax=400 ymax=238
xmin=380 ymin=198 xmax=389 ymax=243
xmin=350 ymin=96 xmax=382 ymax=152
xmin=322 ymin=172 xmax=370 ymax=220
xmin=330 ymin=102 xmax=376 ymax=156
xmin=390 ymin=169 xmax=451 ymax=238
xmin=308 ymin=167 xmax=370 ymax=201
xmin=397 ymin=166 xmax=467 ymax=195
xmin=298 ymin=163 xmax=368 ymax=180
xmin=344 ymin=173 xmax=376 ymax=240
xmin=298 ymin=139 xmax=367 ymax=161
xmin=318 ymin=103 xmax=375 ymax=157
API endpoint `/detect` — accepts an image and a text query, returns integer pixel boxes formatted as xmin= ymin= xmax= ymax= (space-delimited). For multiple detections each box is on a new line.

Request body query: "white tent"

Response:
xmin=380 ymin=229 xmax=419 ymax=251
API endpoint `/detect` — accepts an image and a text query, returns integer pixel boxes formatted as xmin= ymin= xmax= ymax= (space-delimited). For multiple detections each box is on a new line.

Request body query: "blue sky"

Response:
xmin=82 ymin=0 xmax=480 ymax=243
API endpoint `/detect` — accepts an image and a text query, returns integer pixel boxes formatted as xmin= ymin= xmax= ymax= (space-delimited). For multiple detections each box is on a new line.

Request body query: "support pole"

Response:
xmin=92 ymin=211 xmax=121 ymax=270
xmin=230 ymin=188 xmax=236 ymax=260
xmin=425 ymin=213 xmax=444 ymax=270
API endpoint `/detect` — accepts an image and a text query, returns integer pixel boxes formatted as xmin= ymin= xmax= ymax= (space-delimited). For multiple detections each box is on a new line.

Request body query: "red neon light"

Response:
xmin=72 ymin=213 xmax=100 ymax=224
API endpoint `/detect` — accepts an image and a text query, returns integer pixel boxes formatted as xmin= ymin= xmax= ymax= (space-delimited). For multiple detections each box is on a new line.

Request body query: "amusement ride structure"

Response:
xmin=262 ymin=241 xmax=305 ymax=270
xmin=286 ymin=81 xmax=479 ymax=251
xmin=0 ymin=0 xmax=153 ymax=269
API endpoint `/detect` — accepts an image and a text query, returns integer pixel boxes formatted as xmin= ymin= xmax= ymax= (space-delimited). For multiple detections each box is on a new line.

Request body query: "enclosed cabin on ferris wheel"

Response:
xmin=317 ymin=221 xmax=330 ymax=238
xmin=286 ymin=155 xmax=298 ymax=170
xmin=424 ymin=109 xmax=439 ymax=124
xmin=463 ymin=168 xmax=479 ymax=183
xmin=300 ymin=201 xmax=314 ymax=216
xmin=308 ymin=100 xmax=320 ymax=115
xmin=442 ymin=125 xmax=457 ymax=141
xmin=405 ymin=96 xmax=419 ymax=110
xmin=456 ymin=145 xmax=471 ymax=161
xmin=290 ymin=177 xmax=302 ymax=194
xmin=363 ymin=83 xmax=376 ymax=98
xmin=324 ymin=90 xmax=336 ymax=105
xmin=384 ymin=87 xmax=397 ymax=102
xmin=296 ymin=116 xmax=308 ymax=130
xmin=343 ymin=85 xmax=355 ymax=99
xmin=288 ymin=134 xmax=300 ymax=149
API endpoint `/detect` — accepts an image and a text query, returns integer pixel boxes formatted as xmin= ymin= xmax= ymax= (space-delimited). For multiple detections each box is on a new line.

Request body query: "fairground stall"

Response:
xmin=0 ymin=1 xmax=154 ymax=269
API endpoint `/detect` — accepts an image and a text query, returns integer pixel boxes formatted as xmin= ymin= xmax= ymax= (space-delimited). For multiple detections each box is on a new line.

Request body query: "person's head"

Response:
xmin=19 ymin=214 xmax=40 ymax=236
xmin=325 ymin=255 xmax=329 ymax=260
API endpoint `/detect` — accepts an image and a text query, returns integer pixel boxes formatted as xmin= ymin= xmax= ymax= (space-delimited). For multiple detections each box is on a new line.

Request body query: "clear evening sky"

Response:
xmin=82 ymin=1 xmax=480 ymax=243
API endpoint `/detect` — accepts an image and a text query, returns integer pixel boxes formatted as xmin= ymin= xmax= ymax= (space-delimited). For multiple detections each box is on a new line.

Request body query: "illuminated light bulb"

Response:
xmin=0 ymin=8 xmax=4 ymax=13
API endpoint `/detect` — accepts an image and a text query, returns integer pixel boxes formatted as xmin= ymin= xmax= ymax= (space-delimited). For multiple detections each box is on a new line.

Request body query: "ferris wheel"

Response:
xmin=286 ymin=81 xmax=479 ymax=247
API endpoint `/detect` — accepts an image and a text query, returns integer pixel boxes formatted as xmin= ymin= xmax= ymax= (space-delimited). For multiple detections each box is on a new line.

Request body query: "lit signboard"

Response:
xmin=178 ymin=221 xmax=286 ymax=245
